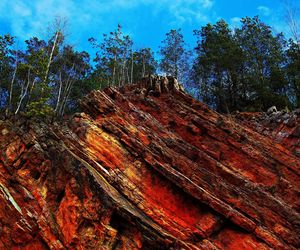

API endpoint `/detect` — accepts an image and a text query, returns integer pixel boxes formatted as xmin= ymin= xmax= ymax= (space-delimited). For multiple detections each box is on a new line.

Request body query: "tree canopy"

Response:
xmin=191 ymin=16 xmax=298 ymax=112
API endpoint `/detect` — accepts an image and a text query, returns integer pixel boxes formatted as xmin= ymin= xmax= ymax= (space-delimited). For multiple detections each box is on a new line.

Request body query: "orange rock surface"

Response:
xmin=0 ymin=77 xmax=299 ymax=249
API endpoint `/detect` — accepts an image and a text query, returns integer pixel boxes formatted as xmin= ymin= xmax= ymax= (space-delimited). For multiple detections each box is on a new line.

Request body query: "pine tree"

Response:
xmin=192 ymin=17 xmax=292 ymax=112
xmin=286 ymin=39 xmax=300 ymax=107
xmin=236 ymin=16 xmax=290 ymax=110
xmin=192 ymin=20 xmax=244 ymax=112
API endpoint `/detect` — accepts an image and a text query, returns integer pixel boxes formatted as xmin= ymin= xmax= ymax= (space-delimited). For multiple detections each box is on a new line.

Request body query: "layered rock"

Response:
xmin=0 ymin=77 xmax=299 ymax=249
xmin=232 ymin=108 xmax=300 ymax=157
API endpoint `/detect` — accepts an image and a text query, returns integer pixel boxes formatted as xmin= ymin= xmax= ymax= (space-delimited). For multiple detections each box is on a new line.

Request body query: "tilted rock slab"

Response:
xmin=0 ymin=79 xmax=299 ymax=249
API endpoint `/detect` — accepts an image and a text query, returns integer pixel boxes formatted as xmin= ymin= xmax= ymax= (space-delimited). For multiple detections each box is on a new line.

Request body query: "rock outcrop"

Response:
xmin=0 ymin=77 xmax=299 ymax=249
xmin=233 ymin=108 xmax=300 ymax=157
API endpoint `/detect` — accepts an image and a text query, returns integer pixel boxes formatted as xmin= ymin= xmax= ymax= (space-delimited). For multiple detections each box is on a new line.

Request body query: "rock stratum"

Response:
xmin=0 ymin=76 xmax=299 ymax=249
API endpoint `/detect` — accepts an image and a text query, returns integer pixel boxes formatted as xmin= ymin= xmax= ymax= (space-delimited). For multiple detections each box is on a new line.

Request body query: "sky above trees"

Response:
xmin=0 ymin=0 xmax=299 ymax=55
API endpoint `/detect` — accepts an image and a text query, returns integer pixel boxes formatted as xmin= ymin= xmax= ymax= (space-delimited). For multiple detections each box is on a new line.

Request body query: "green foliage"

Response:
xmin=159 ymin=29 xmax=190 ymax=81
xmin=193 ymin=20 xmax=243 ymax=111
xmin=89 ymin=24 xmax=158 ymax=87
xmin=0 ymin=34 xmax=16 ymax=111
xmin=192 ymin=16 xmax=295 ymax=112
xmin=0 ymin=22 xmax=91 ymax=118
xmin=286 ymin=39 xmax=300 ymax=108
xmin=26 ymin=98 xmax=54 ymax=118
xmin=52 ymin=45 xmax=91 ymax=116
xmin=0 ymin=34 xmax=14 ymax=61
xmin=89 ymin=24 xmax=134 ymax=86
xmin=131 ymin=48 xmax=157 ymax=81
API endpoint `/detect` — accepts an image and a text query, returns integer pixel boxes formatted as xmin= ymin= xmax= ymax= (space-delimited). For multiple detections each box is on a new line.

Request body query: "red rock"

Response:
xmin=0 ymin=77 xmax=299 ymax=249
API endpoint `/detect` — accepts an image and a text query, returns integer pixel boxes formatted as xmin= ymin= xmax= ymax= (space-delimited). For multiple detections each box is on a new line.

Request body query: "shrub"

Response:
xmin=26 ymin=98 xmax=54 ymax=119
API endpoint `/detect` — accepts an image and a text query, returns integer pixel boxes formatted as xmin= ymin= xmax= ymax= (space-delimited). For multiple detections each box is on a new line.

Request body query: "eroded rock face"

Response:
xmin=128 ymin=75 xmax=185 ymax=97
xmin=0 ymin=81 xmax=299 ymax=249
xmin=233 ymin=109 xmax=300 ymax=157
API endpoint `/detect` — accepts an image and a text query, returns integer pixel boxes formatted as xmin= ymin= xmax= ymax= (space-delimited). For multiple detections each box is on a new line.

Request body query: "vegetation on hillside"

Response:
xmin=0 ymin=15 xmax=299 ymax=118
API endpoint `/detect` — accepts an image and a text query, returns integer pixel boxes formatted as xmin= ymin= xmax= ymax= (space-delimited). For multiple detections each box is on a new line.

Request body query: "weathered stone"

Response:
xmin=0 ymin=83 xmax=299 ymax=249
xmin=233 ymin=109 xmax=300 ymax=158
xmin=160 ymin=76 xmax=169 ymax=93
xmin=267 ymin=106 xmax=277 ymax=115
xmin=1 ymin=128 xmax=9 ymax=135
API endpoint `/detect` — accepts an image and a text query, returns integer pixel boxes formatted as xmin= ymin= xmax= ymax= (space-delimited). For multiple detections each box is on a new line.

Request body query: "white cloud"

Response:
xmin=81 ymin=0 xmax=214 ymax=26
xmin=163 ymin=0 xmax=214 ymax=25
xmin=257 ymin=6 xmax=272 ymax=16
xmin=13 ymin=1 xmax=32 ymax=17
xmin=202 ymin=0 xmax=213 ymax=8
xmin=0 ymin=0 xmax=217 ymax=52
xmin=230 ymin=17 xmax=241 ymax=27
xmin=230 ymin=17 xmax=240 ymax=23
xmin=0 ymin=0 xmax=215 ymax=39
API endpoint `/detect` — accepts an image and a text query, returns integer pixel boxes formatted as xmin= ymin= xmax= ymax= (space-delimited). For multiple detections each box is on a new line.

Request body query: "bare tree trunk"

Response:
xmin=55 ymin=71 xmax=63 ymax=112
xmin=130 ymin=50 xmax=134 ymax=83
xmin=15 ymin=69 xmax=35 ymax=114
xmin=174 ymin=57 xmax=178 ymax=79
xmin=59 ymin=79 xmax=74 ymax=117
xmin=60 ymin=86 xmax=72 ymax=117
xmin=112 ymin=54 xmax=116 ymax=86
xmin=27 ymin=76 xmax=36 ymax=105
xmin=126 ymin=66 xmax=130 ymax=84
xmin=118 ymin=72 xmax=121 ymax=87
xmin=121 ymin=57 xmax=126 ymax=86
xmin=43 ymin=31 xmax=60 ymax=89
xmin=7 ymin=60 xmax=18 ymax=115
xmin=142 ymin=55 xmax=145 ymax=77
xmin=56 ymin=63 xmax=75 ymax=116
xmin=284 ymin=0 xmax=300 ymax=46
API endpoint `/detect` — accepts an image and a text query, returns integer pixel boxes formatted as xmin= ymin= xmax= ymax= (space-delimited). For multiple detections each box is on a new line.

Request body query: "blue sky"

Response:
xmin=0 ymin=0 xmax=299 ymax=58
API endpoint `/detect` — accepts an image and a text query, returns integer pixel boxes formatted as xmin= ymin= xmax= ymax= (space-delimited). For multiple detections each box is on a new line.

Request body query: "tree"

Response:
xmin=15 ymin=18 xmax=66 ymax=117
xmin=192 ymin=20 xmax=244 ymax=112
xmin=192 ymin=17 xmax=291 ymax=112
xmin=119 ymin=34 xmax=133 ymax=85
xmin=131 ymin=48 xmax=157 ymax=82
xmin=236 ymin=16 xmax=290 ymax=111
xmin=53 ymin=46 xmax=90 ymax=116
xmin=89 ymin=24 xmax=133 ymax=87
xmin=284 ymin=0 xmax=300 ymax=46
xmin=286 ymin=39 xmax=300 ymax=107
xmin=0 ymin=34 xmax=15 ymax=111
xmin=159 ymin=29 xmax=187 ymax=81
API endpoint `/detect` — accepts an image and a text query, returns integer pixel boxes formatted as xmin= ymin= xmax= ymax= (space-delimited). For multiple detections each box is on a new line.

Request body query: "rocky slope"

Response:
xmin=232 ymin=109 xmax=300 ymax=157
xmin=0 ymin=76 xmax=299 ymax=249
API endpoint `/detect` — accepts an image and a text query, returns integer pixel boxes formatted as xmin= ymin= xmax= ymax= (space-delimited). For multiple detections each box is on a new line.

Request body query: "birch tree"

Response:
xmin=284 ymin=0 xmax=300 ymax=46
xmin=53 ymin=46 xmax=90 ymax=116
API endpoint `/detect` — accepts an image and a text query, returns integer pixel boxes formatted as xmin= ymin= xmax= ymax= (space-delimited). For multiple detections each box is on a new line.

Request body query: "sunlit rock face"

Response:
xmin=0 ymin=77 xmax=299 ymax=249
